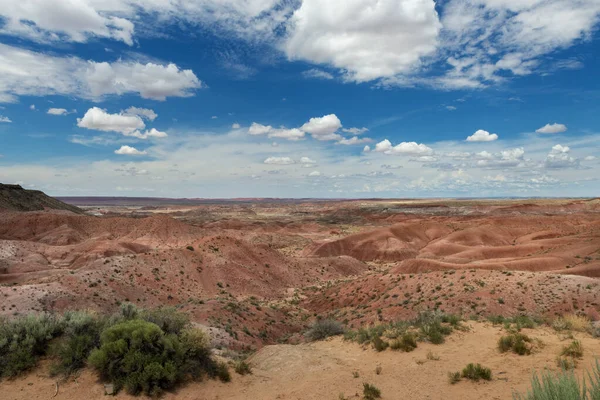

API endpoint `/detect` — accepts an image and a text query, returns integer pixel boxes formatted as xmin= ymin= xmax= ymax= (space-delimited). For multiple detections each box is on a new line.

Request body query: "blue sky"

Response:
xmin=0 ymin=0 xmax=598 ymax=198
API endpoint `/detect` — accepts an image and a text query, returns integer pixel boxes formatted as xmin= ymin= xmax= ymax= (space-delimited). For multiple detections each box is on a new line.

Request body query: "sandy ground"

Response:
xmin=3 ymin=322 xmax=600 ymax=400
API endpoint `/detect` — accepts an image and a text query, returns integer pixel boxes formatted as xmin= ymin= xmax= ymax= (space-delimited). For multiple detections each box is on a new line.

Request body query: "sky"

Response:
xmin=0 ymin=0 xmax=599 ymax=198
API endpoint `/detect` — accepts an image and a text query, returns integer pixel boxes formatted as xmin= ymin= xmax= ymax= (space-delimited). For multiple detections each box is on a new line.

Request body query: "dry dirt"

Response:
xmin=3 ymin=322 xmax=600 ymax=400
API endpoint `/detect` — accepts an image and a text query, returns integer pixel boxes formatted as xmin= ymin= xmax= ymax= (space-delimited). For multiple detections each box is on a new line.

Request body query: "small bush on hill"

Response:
xmin=305 ymin=319 xmax=345 ymax=341
xmin=462 ymin=363 xmax=492 ymax=381
xmin=0 ymin=313 xmax=63 ymax=378
xmin=561 ymin=341 xmax=583 ymax=359
xmin=390 ymin=333 xmax=417 ymax=352
xmin=363 ymin=383 xmax=381 ymax=400
xmin=553 ymin=315 xmax=591 ymax=333
xmin=498 ymin=333 xmax=533 ymax=355
xmin=372 ymin=335 xmax=388 ymax=352
xmin=234 ymin=361 xmax=252 ymax=375
xmin=448 ymin=371 xmax=461 ymax=384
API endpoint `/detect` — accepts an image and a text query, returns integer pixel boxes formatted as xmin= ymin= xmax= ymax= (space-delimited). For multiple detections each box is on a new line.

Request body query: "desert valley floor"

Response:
xmin=1 ymin=196 xmax=600 ymax=399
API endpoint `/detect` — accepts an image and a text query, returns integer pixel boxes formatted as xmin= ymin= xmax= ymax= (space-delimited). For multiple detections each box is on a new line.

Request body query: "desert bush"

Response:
xmin=561 ymin=341 xmax=584 ymax=359
xmin=462 ymin=363 xmax=492 ymax=381
xmin=178 ymin=327 xmax=216 ymax=380
xmin=448 ymin=371 xmax=461 ymax=384
xmin=141 ymin=307 xmax=190 ymax=335
xmin=88 ymin=319 xmax=183 ymax=396
xmin=390 ymin=333 xmax=417 ymax=352
xmin=427 ymin=350 xmax=440 ymax=361
xmin=553 ymin=315 xmax=591 ymax=333
xmin=0 ymin=313 xmax=63 ymax=378
xmin=498 ymin=333 xmax=533 ymax=355
xmin=235 ymin=361 xmax=252 ymax=375
xmin=363 ymin=383 xmax=381 ymax=400
xmin=371 ymin=335 xmax=388 ymax=352
xmin=305 ymin=319 xmax=345 ymax=341
xmin=50 ymin=311 xmax=104 ymax=377
xmin=557 ymin=356 xmax=578 ymax=370
xmin=214 ymin=362 xmax=231 ymax=382
xmin=513 ymin=361 xmax=600 ymax=399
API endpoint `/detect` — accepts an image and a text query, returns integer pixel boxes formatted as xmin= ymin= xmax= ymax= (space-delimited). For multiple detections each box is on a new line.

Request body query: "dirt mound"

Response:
xmin=0 ymin=184 xmax=82 ymax=213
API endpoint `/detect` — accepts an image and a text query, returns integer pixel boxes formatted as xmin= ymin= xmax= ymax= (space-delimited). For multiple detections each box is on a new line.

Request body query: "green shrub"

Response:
xmin=498 ymin=333 xmax=533 ymax=355
xmin=50 ymin=311 xmax=104 ymax=377
xmin=390 ymin=333 xmax=417 ymax=352
xmin=557 ymin=356 xmax=578 ymax=370
xmin=363 ymin=383 xmax=381 ymax=400
xmin=214 ymin=362 xmax=231 ymax=382
xmin=0 ymin=313 xmax=63 ymax=378
xmin=88 ymin=319 xmax=184 ymax=396
xmin=178 ymin=327 xmax=216 ymax=380
xmin=305 ymin=319 xmax=345 ymax=341
xmin=141 ymin=307 xmax=190 ymax=335
xmin=462 ymin=363 xmax=492 ymax=381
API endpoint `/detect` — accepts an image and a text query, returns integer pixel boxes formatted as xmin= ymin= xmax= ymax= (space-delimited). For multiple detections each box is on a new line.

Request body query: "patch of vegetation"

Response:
xmin=561 ymin=340 xmax=584 ymax=359
xmin=344 ymin=311 xmax=462 ymax=351
xmin=552 ymin=315 xmax=591 ymax=333
xmin=461 ymin=363 xmax=492 ymax=382
xmin=390 ymin=332 xmax=417 ymax=352
xmin=498 ymin=333 xmax=533 ymax=355
xmin=363 ymin=383 xmax=382 ymax=400
xmin=0 ymin=313 xmax=63 ymax=378
xmin=514 ymin=360 xmax=600 ymax=399
xmin=234 ymin=361 xmax=252 ymax=375
xmin=448 ymin=371 xmax=461 ymax=384
xmin=0 ymin=304 xmax=227 ymax=396
xmin=305 ymin=319 xmax=345 ymax=341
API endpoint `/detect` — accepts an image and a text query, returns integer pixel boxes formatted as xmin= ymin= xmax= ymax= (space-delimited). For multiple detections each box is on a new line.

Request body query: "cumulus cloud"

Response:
xmin=0 ymin=44 xmax=201 ymax=103
xmin=114 ymin=145 xmax=147 ymax=155
xmin=544 ymin=144 xmax=578 ymax=169
xmin=124 ymin=107 xmax=157 ymax=121
xmin=284 ymin=0 xmax=441 ymax=82
xmin=363 ymin=145 xmax=371 ymax=153
xmin=308 ymin=170 xmax=322 ymax=177
xmin=232 ymin=123 xmax=241 ymax=129
xmin=47 ymin=108 xmax=68 ymax=116
xmin=0 ymin=115 xmax=12 ymax=123
xmin=78 ymin=107 xmax=145 ymax=134
xmin=126 ymin=128 xmax=168 ymax=139
xmin=466 ymin=129 xmax=499 ymax=142
xmin=300 ymin=114 xmax=343 ymax=140
xmin=374 ymin=139 xmax=434 ymax=156
xmin=476 ymin=147 xmax=526 ymax=168
xmin=536 ymin=123 xmax=567 ymax=134
xmin=302 ymin=69 xmax=334 ymax=80
xmin=29 ymin=104 xmax=36 ymax=110
xmin=264 ymin=157 xmax=295 ymax=165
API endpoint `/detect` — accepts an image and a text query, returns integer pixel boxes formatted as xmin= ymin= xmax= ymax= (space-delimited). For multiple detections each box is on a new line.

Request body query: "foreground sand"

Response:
xmin=4 ymin=322 xmax=600 ymax=400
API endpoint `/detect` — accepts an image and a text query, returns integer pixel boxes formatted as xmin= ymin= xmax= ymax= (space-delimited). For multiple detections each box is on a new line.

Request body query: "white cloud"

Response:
xmin=446 ymin=106 xmax=457 ymax=111
xmin=0 ymin=44 xmax=201 ymax=103
xmin=126 ymin=128 xmax=168 ymax=139
xmin=114 ymin=145 xmax=147 ymax=155
xmin=0 ymin=115 xmax=12 ymax=123
xmin=0 ymin=0 xmax=134 ymax=45
xmin=302 ymin=69 xmax=334 ymax=80
xmin=268 ymin=128 xmax=305 ymax=141
xmin=536 ymin=123 xmax=567 ymax=134
xmin=77 ymin=107 xmax=145 ymax=134
xmin=338 ymin=136 xmax=372 ymax=145
xmin=211 ymin=116 xmax=218 ymax=119
xmin=47 ymin=108 xmax=68 ymax=116
xmin=232 ymin=123 xmax=241 ymax=129
xmin=284 ymin=0 xmax=441 ymax=82
xmin=300 ymin=114 xmax=342 ymax=140
xmin=264 ymin=156 xmax=295 ymax=165
xmin=342 ymin=127 xmax=369 ymax=135
xmin=300 ymin=157 xmax=317 ymax=164
xmin=545 ymin=144 xmax=578 ymax=169
xmin=248 ymin=123 xmax=273 ymax=136
xmin=29 ymin=104 xmax=36 ymax=110
xmin=308 ymin=170 xmax=322 ymax=177
xmin=466 ymin=129 xmax=499 ymax=142
xmin=374 ymin=139 xmax=434 ymax=156
xmin=124 ymin=107 xmax=157 ymax=121
xmin=363 ymin=145 xmax=371 ymax=153
xmin=584 ymin=156 xmax=597 ymax=161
